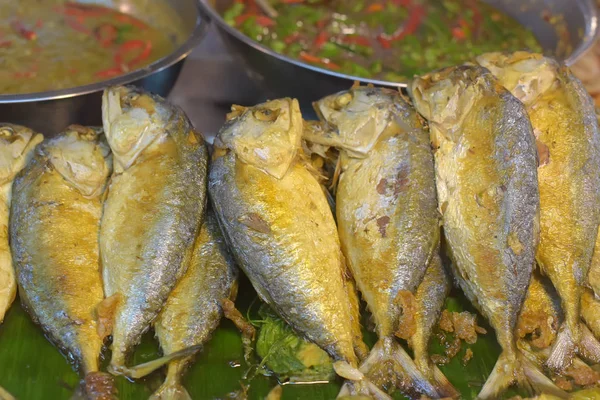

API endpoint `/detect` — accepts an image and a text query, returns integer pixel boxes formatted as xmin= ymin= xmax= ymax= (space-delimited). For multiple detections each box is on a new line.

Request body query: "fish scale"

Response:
xmin=11 ymin=126 xmax=115 ymax=399
xmin=410 ymin=64 xmax=564 ymax=399
xmin=98 ymin=86 xmax=208 ymax=376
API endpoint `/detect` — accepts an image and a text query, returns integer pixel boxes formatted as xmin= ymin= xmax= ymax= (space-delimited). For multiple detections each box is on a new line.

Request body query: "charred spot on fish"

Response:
xmin=536 ymin=139 xmax=550 ymax=167
xmin=376 ymin=216 xmax=390 ymax=238
xmin=376 ymin=178 xmax=388 ymax=195
xmin=240 ymin=213 xmax=271 ymax=234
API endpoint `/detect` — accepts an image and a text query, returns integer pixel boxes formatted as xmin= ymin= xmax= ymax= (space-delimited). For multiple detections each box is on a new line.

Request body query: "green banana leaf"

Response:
xmin=0 ymin=275 xmax=568 ymax=400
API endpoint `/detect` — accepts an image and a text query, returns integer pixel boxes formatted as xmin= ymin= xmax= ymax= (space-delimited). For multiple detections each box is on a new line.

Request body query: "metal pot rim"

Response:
xmin=0 ymin=1 xmax=208 ymax=104
xmin=198 ymin=0 xmax=600 ymax=89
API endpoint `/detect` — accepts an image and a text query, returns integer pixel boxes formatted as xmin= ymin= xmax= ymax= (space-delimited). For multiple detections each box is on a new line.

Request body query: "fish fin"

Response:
xmin=432 ymin=364 xmax=460 ymax=399
xmin=546 ymin=325 xmax=576 ymax=372
xmin=96 ymin=294 xmax=121 ymax=341
xmin=115 ymin=345 xmax=202 ymax=379
xmin=520 ymin=354 xmax=568 ymax=399
xmin=221 ymin=298 xmax=256 ymax=363
xmin=150 ymin=382 xmax=191 ymax=400
xmin=348 ymin=337 xmax=439 ymax=399
xmin=0 ymin=385 xmax=15 ymax=400
xmin=477 ymin=350 xmax=567 ymax=400
xmin=334 ymin=361 xmax=392 ymax=400
xmin=578 ymin=324 xmax=600 ymax=364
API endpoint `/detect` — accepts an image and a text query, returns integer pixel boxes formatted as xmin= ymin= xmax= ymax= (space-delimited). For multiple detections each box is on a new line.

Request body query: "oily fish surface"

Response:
xmin=410 ymin=66 xmax=539 ymax=352
xmin=0 ymin=124 xmax=43 ymax=323
xmin=10 ymin=126 xmax=111 ymax=376
xmin=210 ymin=151 xmax=360 ymax=365
xmin=336 ymin=119 xmax=439 ymax=338
xmin=100 ymin=86 xmax=208 ymax=372
xmin=152 ymin=211 xmax=238 ymax=399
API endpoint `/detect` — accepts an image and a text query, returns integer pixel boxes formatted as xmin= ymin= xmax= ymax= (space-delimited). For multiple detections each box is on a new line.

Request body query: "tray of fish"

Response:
xmin=1 ymin=52 xmax=600 ymax=400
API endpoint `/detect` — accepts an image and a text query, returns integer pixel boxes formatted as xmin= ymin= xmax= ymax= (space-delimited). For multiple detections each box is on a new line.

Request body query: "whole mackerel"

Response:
xmin=477 ymin=52 xmax=600 ymax=372
xmin=209 ymin=99 xmax=383 ymax=399
xmin=11 ymin=126 xmax=115 ymax=399
xmin=310 ymin=87 xmax=454 ymax=398
xmin=0 ymin=124 xmax=42 ymax=323
xmin=99 ymin=86 xmax=208 ymax=374
xmin=410 ymin=65 xmax=562 ymax=399
xmin=150 ymin=211 xmax=238 ymax=400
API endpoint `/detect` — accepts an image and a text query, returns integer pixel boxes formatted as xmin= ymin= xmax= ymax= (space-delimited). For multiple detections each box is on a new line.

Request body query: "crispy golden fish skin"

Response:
xmin=311 ymin=87 xmax=449 ymax=398
xmin=410 ymin=250 xmax=457 ymax=398
xmin=100 ymin=86 xmax=208 ymax=374
xmin=410 ymin=65 xmax=562 ymax=399
xmin=0 ymin=124 xmax=42 ymax=323
xmin=588 ymin=232 xmax=600 ymax=299
xmin=478 ymin=52 xmax=600 ymax=372
xmin=209 ymin=99 xmax=383 ymax=399
xmin=151 ymin=211 xmax=238 ymax=400
xmin=11 ymin=126 xmax=115 ymax=399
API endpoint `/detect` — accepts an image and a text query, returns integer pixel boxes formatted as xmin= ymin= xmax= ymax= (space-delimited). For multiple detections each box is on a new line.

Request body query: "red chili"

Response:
xmin=343 ymin=35 xmax=371 ymax=47
xmin=377 ymin=36 xmax=392 ymax=49
xmin=452 ymin=27 xmax=466 ymax=40
xmin=95 ymin=23 xmax=119 ymax=47
xmin=284 ymin=32 xmax=300 ymax=44
xmin=366 ymin=3 xmax=384 ymax=13
xmin=65 ymin=18 xmax=92 ymax=35
xmin=11 ymin=21 xmax=36 ymax=41
xmin=255 ymin=15 xmax=275 ymax=27
xmin=114 ymin=40 xmax=153 ymax=68
xmin=299 ymin=52 xmax=340 ymax=70
xmin=313 ymin=31 xmax=328 ymax=49
xmin=61 ymin=2 xmax=110 ymax=17
xmin=95 ymin=66 xmax=124 ymax=79
xmin=378 ymin=4 xmax=425 ymax=44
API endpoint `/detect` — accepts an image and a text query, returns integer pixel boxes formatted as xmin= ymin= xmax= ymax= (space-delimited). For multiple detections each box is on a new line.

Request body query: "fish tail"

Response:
xmin=578 ymin=324 xmax=600 ymax=364
xmin=334 ymin=361 xmax=392 ymax=400
xmin=113 ymin=345 xmax=201 ymax=379
xmin=477 ymin=349 xmax=567 ymax=400
xmin=338 ymin=337 xmax=439 ymax=399
xmin=82 ymin=371 xmax=117 ymax=400
xmin=546 ymin=323 xmax=577 ymax=372
xmin=432 ymin=364 xmax=460 ymax=399
xmin=150 ymin=370 xmax=191 ymax=400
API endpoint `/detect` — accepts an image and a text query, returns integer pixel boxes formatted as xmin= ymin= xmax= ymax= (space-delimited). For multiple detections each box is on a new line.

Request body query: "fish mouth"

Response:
xmin=476 ymin=52 xmax=557 ymax=105
xmin=102 ymin=86 xmax=169 ymax=172
xmin=44 ymin=126 xmax=112 ymax=199
xmin=0 ymin=123 xmax=43 ymax=185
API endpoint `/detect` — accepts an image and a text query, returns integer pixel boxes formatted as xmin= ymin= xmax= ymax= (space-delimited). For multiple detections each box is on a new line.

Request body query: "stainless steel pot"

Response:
xmin=199 ymin=0 xmax=599 ymax=106
xmin=0 ymin=0 xmax=208 ymax=135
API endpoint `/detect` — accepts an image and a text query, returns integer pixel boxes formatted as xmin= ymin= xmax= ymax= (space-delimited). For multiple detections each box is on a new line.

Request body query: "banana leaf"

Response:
xmin=0 ymin=276 xmax=577 ymax=399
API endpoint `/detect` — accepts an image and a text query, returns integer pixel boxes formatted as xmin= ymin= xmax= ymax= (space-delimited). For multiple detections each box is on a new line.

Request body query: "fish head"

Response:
xmin=476 ymin=52 xmax=557 ymax=105
xmin=214 ymin=98 xmax=302 ymax=179
xmin=0 ymin=123 xmax=43 ymax=185
xmin=44 ymin=125 xmax=112 ymax=198
xmin=102 ymin=86 xmax=171 ymax=172
xmin=410 ymin=65 xmax=495 ymax=144
xmin=310 ymin=86 xmax=399 ymax=157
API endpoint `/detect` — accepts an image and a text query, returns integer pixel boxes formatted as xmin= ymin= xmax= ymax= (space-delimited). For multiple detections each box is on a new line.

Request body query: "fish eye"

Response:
xmin=0 ymin=126 xmax=14 ymax=137
xmin=253 ymin=108 xmax=280 ymax=122
xmin=334 ymin=93 xmax=353 ymax=109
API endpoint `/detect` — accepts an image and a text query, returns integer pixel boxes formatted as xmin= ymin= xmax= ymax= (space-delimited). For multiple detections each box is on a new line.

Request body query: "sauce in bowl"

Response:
xmin=0 ymin=1 xmax=179 ymax=95
xmin=223 ymin=0 xmax=542 ymax=81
